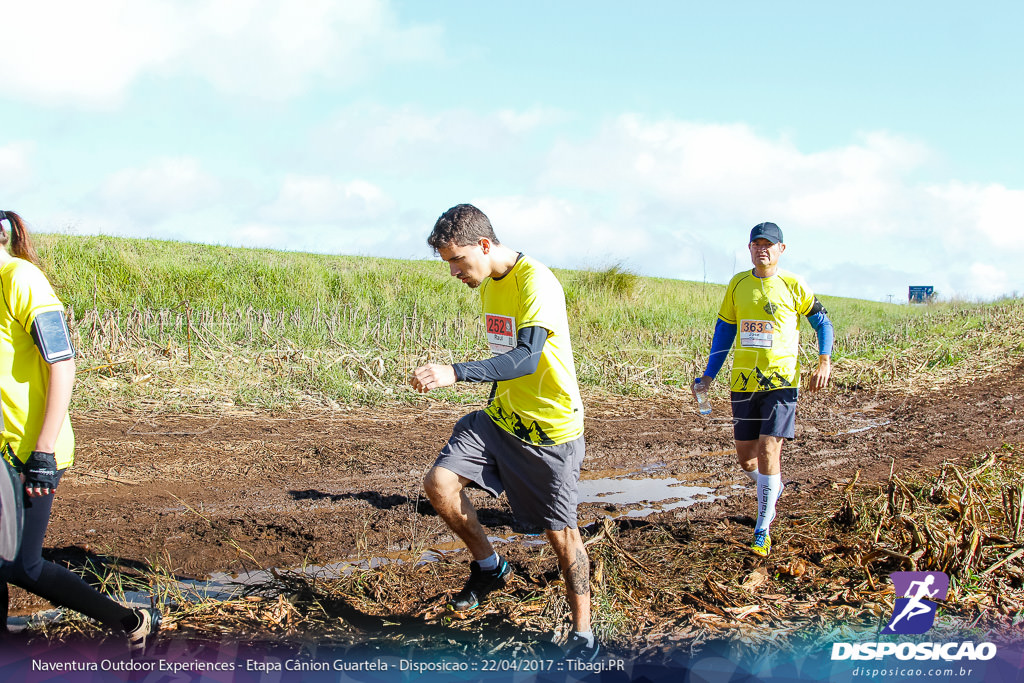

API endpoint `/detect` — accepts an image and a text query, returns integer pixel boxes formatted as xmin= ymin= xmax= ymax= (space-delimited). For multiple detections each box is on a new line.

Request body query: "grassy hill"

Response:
xmin=34 ymin=233 xmax=1024 ymax=410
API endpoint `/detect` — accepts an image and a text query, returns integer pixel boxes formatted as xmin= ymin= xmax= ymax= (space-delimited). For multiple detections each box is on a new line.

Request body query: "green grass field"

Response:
xmin=35 ymin=233 xmax=1024 ymax=410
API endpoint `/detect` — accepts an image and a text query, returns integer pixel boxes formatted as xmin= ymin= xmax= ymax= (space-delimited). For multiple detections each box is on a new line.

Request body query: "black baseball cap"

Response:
xmin=749 ymin=222 xmax=783 ymax=244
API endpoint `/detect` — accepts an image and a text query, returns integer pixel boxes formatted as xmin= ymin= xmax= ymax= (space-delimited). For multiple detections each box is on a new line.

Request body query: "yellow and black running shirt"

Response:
xmin=0 ymin=258 xmax=75 ymax=469
xmin=480 ymin=256 xmax=584 ymax=445
xmin=717 ymin=268 xmax=816 ymax=393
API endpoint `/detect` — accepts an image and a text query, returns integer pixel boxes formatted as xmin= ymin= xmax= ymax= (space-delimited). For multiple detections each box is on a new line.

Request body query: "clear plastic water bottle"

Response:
xmin=693 ymin=377 xmax=711 ymax=417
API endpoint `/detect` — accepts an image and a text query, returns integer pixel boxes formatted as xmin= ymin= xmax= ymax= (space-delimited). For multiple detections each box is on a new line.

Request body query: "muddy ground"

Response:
xmin=9 ymin=360 xmax=1024 ymax=625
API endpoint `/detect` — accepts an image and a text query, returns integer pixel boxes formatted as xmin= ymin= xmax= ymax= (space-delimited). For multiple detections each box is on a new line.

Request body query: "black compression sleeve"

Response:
xmin=453 ymin=326 xmax=547 ymax=382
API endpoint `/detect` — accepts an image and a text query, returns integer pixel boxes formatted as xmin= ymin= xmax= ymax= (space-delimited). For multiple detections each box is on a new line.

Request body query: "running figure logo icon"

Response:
xmin=883 ymin=571 xmax=949 ymax=635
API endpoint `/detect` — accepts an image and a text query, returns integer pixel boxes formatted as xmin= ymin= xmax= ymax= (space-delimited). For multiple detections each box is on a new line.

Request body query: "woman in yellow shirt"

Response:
xmin=0 ymin=210 xmax=158 ymax=655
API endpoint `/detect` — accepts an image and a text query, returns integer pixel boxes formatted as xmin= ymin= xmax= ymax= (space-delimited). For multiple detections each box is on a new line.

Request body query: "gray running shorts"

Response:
xmin=434 ymin=410 xmax=585 ymax=531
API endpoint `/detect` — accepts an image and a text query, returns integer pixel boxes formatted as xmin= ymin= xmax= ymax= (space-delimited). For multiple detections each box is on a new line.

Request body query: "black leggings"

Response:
xmin=1 ymin=475 xmax=135 ymax=633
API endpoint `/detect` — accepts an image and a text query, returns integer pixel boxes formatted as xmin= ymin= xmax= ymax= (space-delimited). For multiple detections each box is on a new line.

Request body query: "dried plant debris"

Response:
xmin=19 ymin=444 xmax=1022 ymax=660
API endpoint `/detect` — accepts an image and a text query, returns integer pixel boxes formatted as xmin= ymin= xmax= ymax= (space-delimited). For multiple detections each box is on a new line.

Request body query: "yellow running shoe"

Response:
xmin=750 ymin=529 xmax=771 ymax=557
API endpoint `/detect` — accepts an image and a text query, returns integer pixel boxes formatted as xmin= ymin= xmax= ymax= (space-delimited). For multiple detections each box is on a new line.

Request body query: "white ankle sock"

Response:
xmin=573 ymin=630 xmax=595 ymax=647
xmin=477 ymin=552 xmax=499 ymax=571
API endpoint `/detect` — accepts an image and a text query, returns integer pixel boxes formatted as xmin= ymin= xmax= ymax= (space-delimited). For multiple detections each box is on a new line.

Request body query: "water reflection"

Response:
xmin=578 ymin=474 xmax=719 ymax=517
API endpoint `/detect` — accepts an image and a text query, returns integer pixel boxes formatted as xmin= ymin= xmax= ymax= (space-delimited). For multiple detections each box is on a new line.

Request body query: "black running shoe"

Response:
xmin=447 ymin=557 xmax=512 ymax=611
xmin=564 ymin=632 xmax=601 ymax=662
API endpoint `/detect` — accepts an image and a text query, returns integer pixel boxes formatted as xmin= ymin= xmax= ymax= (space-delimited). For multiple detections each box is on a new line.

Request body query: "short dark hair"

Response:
xmin=427 ymin=204 xmax=500 ymax=253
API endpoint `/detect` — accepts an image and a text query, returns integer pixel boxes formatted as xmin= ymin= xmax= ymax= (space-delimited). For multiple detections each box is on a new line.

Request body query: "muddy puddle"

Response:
xmin=578 ymin=470 xmax=721 ymax=518
xmin=11 ymin=416 xmax=897 ymax=629
xmin=10 ymin=466 xmax=729 ymax=632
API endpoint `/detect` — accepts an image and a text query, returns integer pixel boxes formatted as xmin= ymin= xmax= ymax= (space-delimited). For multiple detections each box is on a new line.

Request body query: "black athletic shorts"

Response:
xmin=730 ymin=388 xmax=798 ymax=441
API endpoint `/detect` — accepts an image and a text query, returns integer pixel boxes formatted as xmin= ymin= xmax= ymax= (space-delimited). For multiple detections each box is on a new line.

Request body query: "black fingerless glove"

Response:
xmin=24 ymin=451 xmax=59 ymax=490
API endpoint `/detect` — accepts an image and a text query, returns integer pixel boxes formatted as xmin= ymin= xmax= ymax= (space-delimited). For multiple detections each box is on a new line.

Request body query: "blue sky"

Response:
xmin=1 ymin=1 xmax=1021 ymax=301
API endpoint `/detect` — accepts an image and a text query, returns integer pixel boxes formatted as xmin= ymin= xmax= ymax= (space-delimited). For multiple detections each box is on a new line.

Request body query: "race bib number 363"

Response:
xmin=486 ymin=314 xmax=516 ymax=354
xmin=740 ymin=319 xmax=774 ymax=348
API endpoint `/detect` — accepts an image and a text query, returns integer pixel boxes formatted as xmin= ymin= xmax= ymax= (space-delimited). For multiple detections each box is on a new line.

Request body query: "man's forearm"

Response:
xmin=703 ymin=319 xmax=736 ymax=379
xmin=453 ymin=326 xmax=547 ymax=382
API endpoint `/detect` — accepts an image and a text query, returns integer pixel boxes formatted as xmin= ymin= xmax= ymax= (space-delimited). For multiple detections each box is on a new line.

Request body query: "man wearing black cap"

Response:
xmin=693 ymin=222 xmax=833 ymax=557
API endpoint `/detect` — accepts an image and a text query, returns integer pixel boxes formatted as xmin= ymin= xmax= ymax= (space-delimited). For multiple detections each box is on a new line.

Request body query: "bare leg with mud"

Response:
xmin=423 ymin=466 xmax=494 ymax=561
xmin=545 ymin=527 xmax=592 ymax=632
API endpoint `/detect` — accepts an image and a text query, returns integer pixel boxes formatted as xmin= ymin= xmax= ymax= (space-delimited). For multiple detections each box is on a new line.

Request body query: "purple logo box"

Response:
xmin=883 ymin=571 xmax=949 ymax=635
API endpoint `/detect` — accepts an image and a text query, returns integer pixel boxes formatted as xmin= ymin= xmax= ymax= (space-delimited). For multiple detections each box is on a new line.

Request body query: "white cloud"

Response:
xmin=98 ymin=157 xmax=222 ymax=222
xmin=314 ymin=104 xmax=566 ymax=174
xmin=0 ymin=0 xmax=442 ymax=106
xmin=926 ymin=181 xmax=1024 ymax=250
xmin=535 ymin=114 xmax=1019 ymax=300
xmin=481 ymin=195 xmax=604 ymax=264
xmin=50 ymin=163 xmax=412 ymax=256
xmin=180 ymin=0 xmax=442 ymax=98
xmin=19 ymin=99 xmax=1021 ymax=301
xmin=474 ymin=195 xmax=690 ymax=275
xmin=263 ymin=175 xmax=393 ymax=223
xmin=228 ymin=223 xmax=279 ymax=250
xmin=496 ymin=107 xmax=570 ymax=134
xmin=544 ymin=116 xmax=932 ymax=229
xmin=0 ymin=1 xmax=180 ymax=106
xmin=961 ymin=262 xmax=1012 ymax=301
xmin=226 ymin=216 xmax=423 ymax=257
xmin=0 ymin=142 xmax=35 ymax=192
xmin=120 ymin=110 xmax=1010 ymax=301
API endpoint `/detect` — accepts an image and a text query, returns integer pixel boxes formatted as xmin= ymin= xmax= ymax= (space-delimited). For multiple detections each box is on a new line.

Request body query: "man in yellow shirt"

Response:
xmin=694 ymin=222 xmax=833 ymax=557
xmin=411 ymin=204 xmax=596 ymax=660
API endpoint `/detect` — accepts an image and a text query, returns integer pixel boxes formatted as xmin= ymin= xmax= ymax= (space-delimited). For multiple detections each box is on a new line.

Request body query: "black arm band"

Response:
xmin=30 ymin=310 xmax=75 ymax=364
xmin=808 ymin=297 xmax=828 ymax=317
xmin=453 ymin=326 xmax=547 ymax=382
